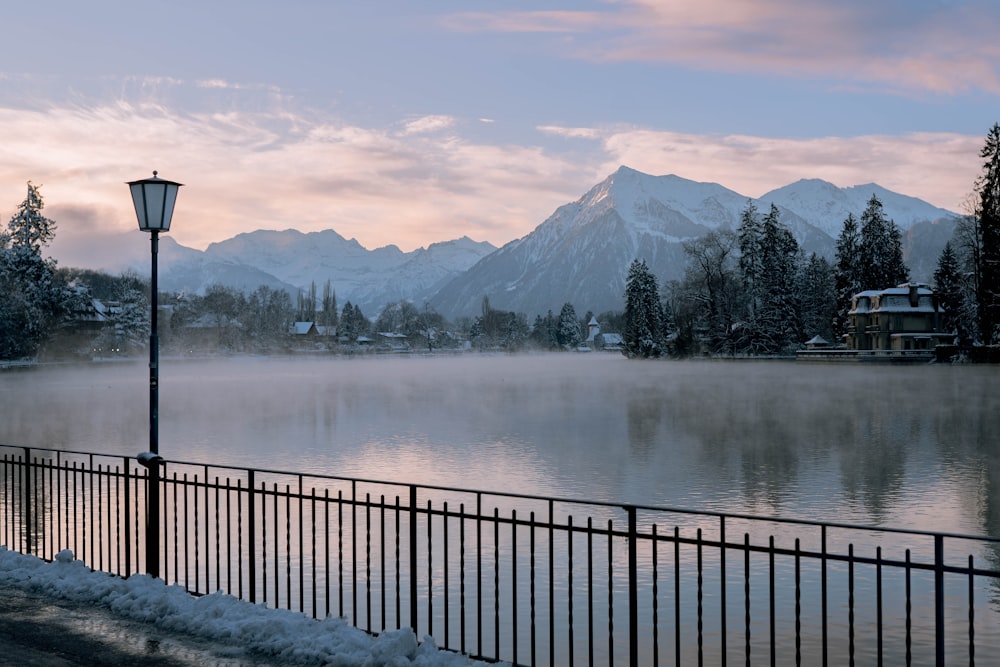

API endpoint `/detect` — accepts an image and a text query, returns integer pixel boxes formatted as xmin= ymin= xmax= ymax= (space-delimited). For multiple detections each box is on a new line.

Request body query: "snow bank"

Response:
xmin=0 ymin=547 xmax=503 ymax=666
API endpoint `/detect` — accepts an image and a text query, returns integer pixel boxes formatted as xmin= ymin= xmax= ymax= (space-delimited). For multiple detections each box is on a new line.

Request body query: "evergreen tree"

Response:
xmin=351 ymin=304 xmax=369 ymax=338
xmin=737 ymin=201 xmax=766 ymax=351
xmin=109 ymin=282 xmax=150 ymax=352
xmin=933 ymin=241 xmax=969 ymax=344
xmin=833 ymin=213 xmax=862 ymax=337
xmin=858 ymin=195 xmax=908 ymax=291
xmin=798 ymin=254 xmax=836 ymax=344
xmin=0 ymin=183 xmax=70 ymax=359
xmin=622 ymin=259 xmax=664 ymax=358
xmin=340 ymin=300 xmax=357 ymax=341
xmin=975 ymin=122 xmax=1000 ymax=344
xmin=758 ymin=204 xmax=801 ymax=352
xmin=736 ymin=202 xmax=800 ymax=353
xmin=556 ymin=302 xmax=581 ymax=348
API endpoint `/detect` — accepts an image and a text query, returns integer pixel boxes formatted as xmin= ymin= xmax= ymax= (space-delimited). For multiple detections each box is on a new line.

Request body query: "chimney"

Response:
xmin=908 ymin=284 xmax=919 ymax=308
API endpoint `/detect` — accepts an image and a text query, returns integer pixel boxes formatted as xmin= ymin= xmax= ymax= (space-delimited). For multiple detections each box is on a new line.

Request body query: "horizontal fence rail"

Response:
xmin=2 ymin=444 xmax=1000 ymax=666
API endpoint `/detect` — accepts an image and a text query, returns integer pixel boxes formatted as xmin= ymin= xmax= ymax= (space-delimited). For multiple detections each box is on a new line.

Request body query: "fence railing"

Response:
xmin=2 ymin=445 xmax=999 ymax=666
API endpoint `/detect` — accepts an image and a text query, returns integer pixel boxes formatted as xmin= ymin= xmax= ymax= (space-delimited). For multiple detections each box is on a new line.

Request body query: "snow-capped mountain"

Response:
xmin=429 ymin=166 xmax=958 ymax=319
xmin=57 ymin=166 xmax=958 ymax=321
xmin=188 ymin=230 xmax=495 ymax=315
xmin=759 ymin=179 xmax=955 ymax=238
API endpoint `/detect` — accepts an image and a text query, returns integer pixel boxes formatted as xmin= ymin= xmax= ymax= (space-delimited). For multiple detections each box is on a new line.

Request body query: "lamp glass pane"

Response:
xmin=160 ymin=185 xmax=178 ymax=231
xmin=129 ymin=184 xmax=148 ymax=229
xmin=143 ymin=183 xmax=167 ymax=230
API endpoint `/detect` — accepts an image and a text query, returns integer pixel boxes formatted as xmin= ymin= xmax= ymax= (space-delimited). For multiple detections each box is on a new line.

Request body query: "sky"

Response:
xmin=0 ymin=0 xmax=998 ymax=264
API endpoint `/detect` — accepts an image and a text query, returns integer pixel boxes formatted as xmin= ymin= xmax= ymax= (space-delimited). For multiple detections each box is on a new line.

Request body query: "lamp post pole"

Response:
xmin=128 ymin=171 xmax=181 ymax=580
xmin=147 ymin=227 xmax=160 ymax=578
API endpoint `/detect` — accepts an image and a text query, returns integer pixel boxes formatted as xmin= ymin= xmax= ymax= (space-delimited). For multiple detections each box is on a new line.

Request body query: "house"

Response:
xmin=377 ymin=332 xmax=409 ymax=351
xmin=289 ymin=321 xmax=318 ymax=336
xmin=845 ymin=283 xmax=952 ymax=352
xmin=584 ymin=316 xmax=624 ymax=352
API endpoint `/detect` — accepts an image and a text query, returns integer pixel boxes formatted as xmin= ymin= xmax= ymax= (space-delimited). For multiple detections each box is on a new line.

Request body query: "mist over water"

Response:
xmin=2 ymin=354 xmax=999 ymax=536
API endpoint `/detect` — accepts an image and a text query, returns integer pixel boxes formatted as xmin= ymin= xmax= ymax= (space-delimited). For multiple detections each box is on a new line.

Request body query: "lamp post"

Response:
xmin=128 ymin=170 xmax=182 ymax=579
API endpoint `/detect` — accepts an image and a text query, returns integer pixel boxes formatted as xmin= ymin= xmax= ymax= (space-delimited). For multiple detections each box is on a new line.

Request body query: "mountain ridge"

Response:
xmin=52 ymin=167 xmax=959 ymax=319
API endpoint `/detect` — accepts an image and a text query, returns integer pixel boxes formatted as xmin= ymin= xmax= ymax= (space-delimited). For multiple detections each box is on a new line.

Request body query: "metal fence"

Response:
xmin=2 ymin=444 xmax=999 ymax=666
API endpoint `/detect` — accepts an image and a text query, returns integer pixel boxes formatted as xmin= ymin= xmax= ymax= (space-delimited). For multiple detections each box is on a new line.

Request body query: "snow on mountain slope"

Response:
xmin=761 ymin=179 xmax=957 ymax=237
xmin=429 ymin=167 xmax=957 ymax=319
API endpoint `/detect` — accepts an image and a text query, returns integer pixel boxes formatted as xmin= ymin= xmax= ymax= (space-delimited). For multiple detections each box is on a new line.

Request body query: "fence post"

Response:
xmin=124 ymin=456 xmax=131 ymax=575
xmin=22 ymin=447 xmax=31 ymax=556
xmin=934 ymin=534 xmax=944 ymax=667
xmin=627 ymin=505 xmax=638 ymax=667
xmin=409 ymin=485 xmax=418 ymax=636
xmin=248 ymin=469 xmax=256 ymax=604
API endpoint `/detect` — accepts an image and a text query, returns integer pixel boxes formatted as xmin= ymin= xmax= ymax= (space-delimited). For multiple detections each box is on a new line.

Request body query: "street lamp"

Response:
xmin=128 ymin=170 xmax=182 ymax=579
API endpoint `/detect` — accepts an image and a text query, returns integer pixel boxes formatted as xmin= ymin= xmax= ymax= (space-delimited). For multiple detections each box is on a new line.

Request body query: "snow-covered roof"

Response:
xmin=805 ymin=335 xmax=830 ymax=346
xmin=290 ymin=321 xmax=316 ymax=335
xmin=850 ymin=284 xmax=937 ymax=315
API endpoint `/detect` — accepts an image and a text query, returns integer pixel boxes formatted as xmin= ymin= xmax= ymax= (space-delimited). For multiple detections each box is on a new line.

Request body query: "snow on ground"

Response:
xmin=0 ymin=546 xmax=505 ymax=667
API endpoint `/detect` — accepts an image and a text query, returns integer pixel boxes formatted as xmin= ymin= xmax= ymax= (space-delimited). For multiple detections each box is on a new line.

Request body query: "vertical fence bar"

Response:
xmin=720 ymin=515 xmax=727 ymax=667
xmin=247 ymin=470 xmax=256 ymax=604
xmin=968 ymin=554 xmax=975 ymax=667
xmin=409 ymin=484 xmax=418 ymax=636
xmin=627 ymin=505 xmax=638 ymax=667
xmin=22 ymin=447 xmax=31 ymax=555
xmin=821 ymin=525 xmax=828 ymax=667
xmin=934 ymin=535 xmax=945 ymax=667
xmin=876 ymin=546 xmax=883 ymax=667
xmin=124 ymin=457 xmax=131 ymax=575
xmin=549 ymin=499 xmax=556 ymax=667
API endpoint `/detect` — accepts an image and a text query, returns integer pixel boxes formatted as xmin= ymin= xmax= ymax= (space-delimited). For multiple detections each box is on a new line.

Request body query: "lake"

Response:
xmin=2 ymin=353 xmax=999 ymax=664
xmin=4 ymin=354 xmax=998 ymax=536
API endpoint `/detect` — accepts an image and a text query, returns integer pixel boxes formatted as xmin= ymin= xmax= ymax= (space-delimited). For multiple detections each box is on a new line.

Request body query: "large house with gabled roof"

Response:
xmin=845 ymin=283 xmax=952 ymax=352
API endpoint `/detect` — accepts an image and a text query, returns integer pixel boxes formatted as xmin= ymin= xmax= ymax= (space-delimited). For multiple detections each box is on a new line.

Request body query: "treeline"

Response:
xmin=620 ymin=122 xmax=1000 ymax=358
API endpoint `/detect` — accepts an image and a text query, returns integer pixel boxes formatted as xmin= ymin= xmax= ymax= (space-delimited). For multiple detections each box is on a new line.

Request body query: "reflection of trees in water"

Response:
xmin=930 ymin=383 xmax=1000 ymax=599
xmin=835 ymin=406 xmax=909 ymax=524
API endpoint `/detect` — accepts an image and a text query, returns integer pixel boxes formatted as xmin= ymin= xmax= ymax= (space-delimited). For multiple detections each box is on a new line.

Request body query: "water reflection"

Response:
xmin=2 ymin=356 xmax=999 ymax=538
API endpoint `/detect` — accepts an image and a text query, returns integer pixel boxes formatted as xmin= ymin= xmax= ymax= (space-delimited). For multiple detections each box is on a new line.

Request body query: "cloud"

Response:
xmin=399 ymin=115 xmax=457 ymax=136
xmin=538 ymin=125 xmax=602 ymax=140
xmin=0 ymin=103 xmax=582 ymax=255
xmin=0 ymin=101 xmax=983 ymax=272
xmin=443 ymin=0 xmax=1000 ymax=94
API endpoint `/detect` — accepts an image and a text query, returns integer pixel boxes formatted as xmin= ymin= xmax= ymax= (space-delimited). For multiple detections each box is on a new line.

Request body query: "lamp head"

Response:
xmin=127 ymin=171 xmax=182 ymax=232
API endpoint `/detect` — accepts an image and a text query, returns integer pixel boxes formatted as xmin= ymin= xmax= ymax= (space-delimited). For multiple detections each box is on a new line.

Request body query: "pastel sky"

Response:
xmin=1 ymin=0 xmax=997 ymax=262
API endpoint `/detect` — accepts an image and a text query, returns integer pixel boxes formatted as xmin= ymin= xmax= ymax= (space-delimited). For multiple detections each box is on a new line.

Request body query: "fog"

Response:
xmin=2 ymin=354 xmax=999 ymax=536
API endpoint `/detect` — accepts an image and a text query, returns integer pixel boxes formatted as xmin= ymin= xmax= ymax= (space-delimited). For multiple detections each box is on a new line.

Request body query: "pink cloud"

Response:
xmin=443 ymin=1 xmax=1000 ymax=94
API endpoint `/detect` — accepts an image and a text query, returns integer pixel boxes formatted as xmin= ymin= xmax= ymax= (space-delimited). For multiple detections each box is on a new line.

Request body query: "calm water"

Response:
xmin=4 ymin=354 xmax=998 ymax=536
xmin=3 ymin=354 xmax=999 ymax=664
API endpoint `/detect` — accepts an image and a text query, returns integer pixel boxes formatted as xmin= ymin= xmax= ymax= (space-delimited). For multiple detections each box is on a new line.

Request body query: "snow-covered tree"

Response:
xmin=736 ymin=203 xmax=800 ymax=353
xmin=833 ymin=213 xmax=862 ymax=337
xmin=974 ymin=122 xmax=1000 ymax=344
xmin=0 ymin=183 xmax=70 ymax=359
xmin=934 ymin=241 xmax=971 ymax=345
xmin=622 ymin=258 xmax=665 ymax=358
xmin=797 ymin=253 xmax=836 ymax=344
xmin=858 ymin=195 xmax=908 ymax=292
xmin=111 ymin=283 xmax=151 ymax=351
xmin=556 ymin=302 xmax=581 ymax=349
